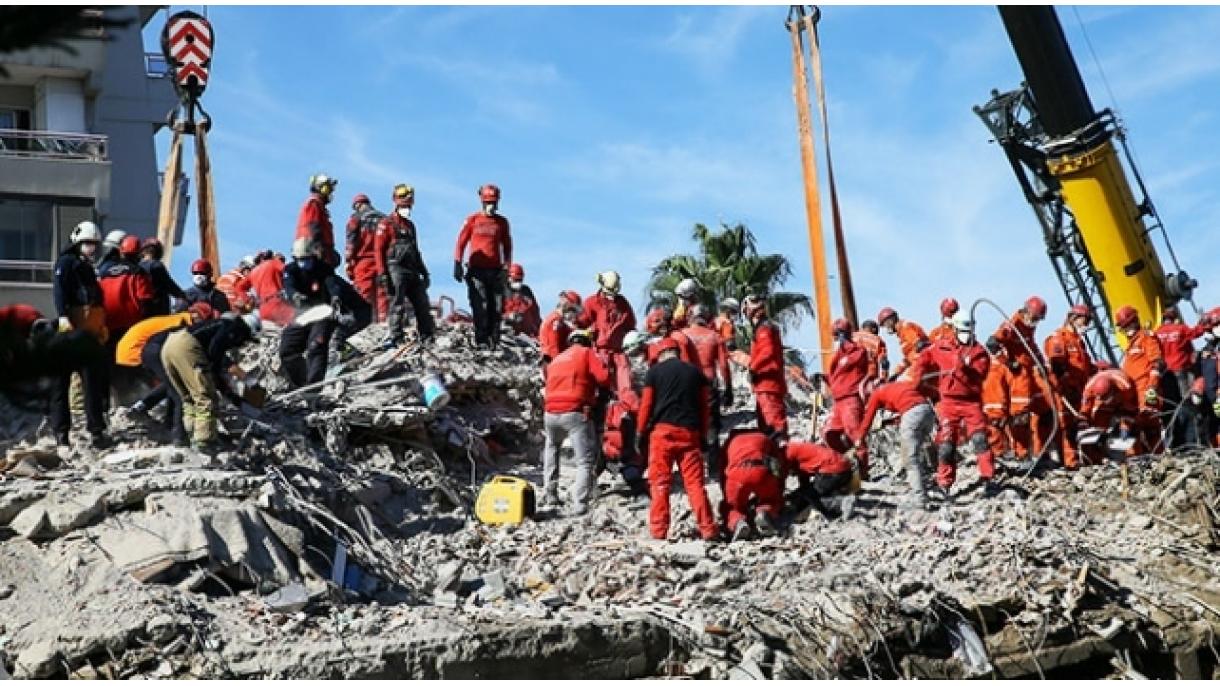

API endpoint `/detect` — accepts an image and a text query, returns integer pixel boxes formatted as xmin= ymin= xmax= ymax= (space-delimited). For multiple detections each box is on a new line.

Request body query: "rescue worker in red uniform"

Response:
xmin=246 ymin=253 xmax=293 ymax=326
xmin=682 ymin=304 xmax=733 ymax=479
xmin=295 ymin=173 xmax=340 ymax=267
xmin=637 ymin=338 xmax=718 ymax=541
xmin=98 ymin=235 xmax=156 ymax=342
xmin=914 ymin=313 xmax=998 ymax=497
xmin=643 ymin=307 xmax=696 ymax=365
xmin=927 ymin=297 xmax=959 ymax=345
xmin=502 ymin=263 xmax=542 ymax=337
xmin=345 ymin=193 xmax=386 ymax=321
xmin=215 ymin=256 xmax=255 ymax=313
xmin=581 ymin=270 xmax=636 ymax=354
xmin=1116 ymin=305 xmax=1165 ymax=453
xmin=785 ymin=440 xmax=858 ymax=517
xmin=541 ymin=328 xmax=612 ymax=515
xmin=993 ymin=296 xmax=1053 ymax=461
xmin=878 ymin=307 xmax=929 ymax=383
xmin=1078 ymin=368 xmax=1142 ymax=462
xmin=823 ymin=318 xmax=871 ymax=477
xmin=721 ymin=429 xmax=787 ymax=540
xmin=454 ymin=183 xmax=513 ymax=349
xmin=601 ymin=331 xmax=651 ymax=501
xmin=1155 ymin=305 xmax=1206 ymax=448
xmin=671 ymin=277 xmax=700 ymax=330
xmin=744 ymin=295 xmax=788 ymax=438
xmin=375 ymin=184 xmax=435 ymax=347
xmin=853 ymin=319 xmax=890 ymax=387
xmin=539 ymin=291 xmax=582 ymax=368
xmin=1044 ymin=305 xmax=1096 ymax=467
xmin=855 ymin=380 xmax=935 ymax=508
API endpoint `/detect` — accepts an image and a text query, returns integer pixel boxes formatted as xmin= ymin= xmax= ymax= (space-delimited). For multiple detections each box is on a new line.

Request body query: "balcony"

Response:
xmin=0 ymin=128 xmax=108 ymax=162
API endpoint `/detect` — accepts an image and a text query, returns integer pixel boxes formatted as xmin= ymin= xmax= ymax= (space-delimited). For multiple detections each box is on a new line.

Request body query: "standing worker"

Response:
xmin=1043 ymin=305 xmax=1096 ymax=467
xmin=51 ymin=221 xmax=111 ymax=449
xmin=877 ymin=307 xmax=929 ymax=383
xmin=539 ymin=291 xmax=582 ymax=369
xmin=345 ymin=193 xmax=386 ymax=321
xmin=1155 ymin=305 xmax=1206 ymax=446
xmin=182 ymin=259 xmax=231 ymax=313
xmin=993 ymin=296 xmax=1053 ymax=462
xmin=683 ymin=303 xmax=734 ymax=475
xmin=296 ymin=173 xmax=340 ymax=267
xmin=279 ymin=239 xmax=337 ymax=387
xmin=216 ymin=256 xmax=255 ymax=313
xmin=582 ymin=271 xmax=636 ymax=354
xmin=1115 ymin=305 xmax=1165 ymax=453
xmin=98 ymin=235 xmax=156 ymax=341
xmin=502 ymin=263 xmax=542 ymax=337
xmin=637 ymin=337 xmax=718 ymax=541
xmin=671 ymin=277 xmax=701 ymax=329
xmin=375 ymin=184 xmax=434 ymax=348
xmin=853 ymin=319 xmax=890 ymax=384
xmin=715 ymin=298 xmax=739 ymax=350
xmin=981 ymin=337 xmax=1015 ymax=460
xmin=823 ymin=318 xmax=871 ymax=475
xmin=139 ymin=238 xmax=184 ymax=316
xmin=246 ymin=252 xmax=292 ymax=326
xmin=540 ymin=328 xmax=611 ymax=515
xmin=743 ymin=295 xmax=788 ymax=438
xmin=454 ymin=183 xmax=512 ymax=350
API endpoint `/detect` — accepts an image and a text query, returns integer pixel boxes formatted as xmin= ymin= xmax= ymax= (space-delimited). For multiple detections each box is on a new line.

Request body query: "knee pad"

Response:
xmin=936 ymin=442 xmax=956 ymax=465
xmin=970 ymin=432 xmax=989 ymax=455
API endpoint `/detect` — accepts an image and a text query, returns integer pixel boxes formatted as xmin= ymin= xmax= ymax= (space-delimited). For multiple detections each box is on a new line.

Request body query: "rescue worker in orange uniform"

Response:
xmin=502 ymin=263 xmax=542 ymax=337
xmin=823 ymin=318 xmax=871 ymax=477
xmin=345 ymin=193 xmax=386 ymax=321
xmin=927 ymin=298 xmax=959 ymax=345
xmin=914 ymin=313 xmax=999 ymax=497
xmin=454 ymin=184 xmax=513 ymax=350
xmin=853 ymin=319 xmax=890 ymax=388
xmin=581 ymin=271 xmax=636 ymax=354
xmin=246 ymin=253 xmax=293 ymax=327
xmin=878 ymin=306 xmax=928 ymax=383
xmin=637 ymin=338 xmax=718 ymax=541
xmin=215 ymin=256 xmax=255 ymax=313
xmin=993 ymin=296 xmax=1053 ymax=461
xmin=296 ymin=174 xmax=340 ymax=267
xmin=1078 ymin=368 xmax=1142 ymax=462
xmin=1043 ymin=305 xmax=1096 ymax=467
xmin=715 ymin=298 xmax=739 ymax=351
xmin=540 ymin=291 xmax=582 ymax=369
xmin=981 ymin=337 xmax=1014 ymax=460
xmin=1116 ymin=304 xmax=1165 ymax=453
xmin=720 ymin=428 xmax=787 ymax=541
xmin=744 ymin=295 xmax=788 ymax=438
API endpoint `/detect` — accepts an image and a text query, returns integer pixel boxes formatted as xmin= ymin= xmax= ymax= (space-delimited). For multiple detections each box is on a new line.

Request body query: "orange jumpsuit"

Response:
xmin=715 ymin=314 xmax=736 ymax=349
xmin=927 ymin=321 xmax=955 ymax=346
xmin=215 ymin=268 xmax=252 ymax=313
xmin=1121 ymin=328 xmax=1164 ymax=453
xmin=981 ymin=351 xmax=1014 ymax=458
xmin=852 ymin=329 xmax=889 ymax=384
xmin=994 ymin=313 xmax=1052 ymax=458
xmin=1080 ymin=369 xmax=1142 ymax=462
xmin=891 ymin=320 xmax=928 ymax=383
xmin=1044 ymin=325 xmax=1095 ymax=467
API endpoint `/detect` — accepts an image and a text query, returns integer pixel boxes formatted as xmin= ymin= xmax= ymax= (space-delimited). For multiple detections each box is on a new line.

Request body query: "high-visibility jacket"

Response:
xmin=544 ymin=344 xmax=610 ymax=414
xmin=994 ymin=312 xmax=1043 ymax=368
xmin=115 ymin=313 xmax=192 ymax=366
xmin=982 ymin=353 xmax=1013 ymax=419
xmin=892 ymin=320 xmax=928 ymax=377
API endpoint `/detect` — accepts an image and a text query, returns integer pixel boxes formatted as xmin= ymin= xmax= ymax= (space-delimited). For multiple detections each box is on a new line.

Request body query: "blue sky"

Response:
xmin=146 ymin=5 xmax=1220 ymax=364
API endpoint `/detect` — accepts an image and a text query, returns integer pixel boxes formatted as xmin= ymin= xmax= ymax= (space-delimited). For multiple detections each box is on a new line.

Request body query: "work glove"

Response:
xmin=1143 ymin=387 xmax=1159 ymax=406
xmin=453 ymin=260 xmax=464 ymax=283
xmin=422 ymin=273 xmax=431 ymax=290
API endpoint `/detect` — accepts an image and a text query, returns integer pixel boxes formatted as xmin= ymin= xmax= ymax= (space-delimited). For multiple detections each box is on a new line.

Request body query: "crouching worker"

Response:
xmin=853 ymin=379 xmax=935 ymax=509
xmin=785 ymin=440 xmax=860 ymax=519
xmin=541 ymin=328 xmax=611 ymax=515
xmin=1078 ymin=368 xmax=1143 ymax=463
xmin=161 ymin=312 xmax=261 ymax=451
xmin=601 ymin=389 xmax=649 ymax=501
xmin=721 ymin=428 xmax=787 ymax=541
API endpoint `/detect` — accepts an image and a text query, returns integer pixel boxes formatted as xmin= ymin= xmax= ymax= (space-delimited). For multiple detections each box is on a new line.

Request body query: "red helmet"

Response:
xmin=187 ymin=302 xmax=215 ymax=321
xmin=1092 ymin=374 xmax=1114 ymax=398
xmin=1162 ymin=305 xmax=1179 ymax=321
xmin=939 ymin=298 xmax=959 ymax=318
xmin=877 ymin=307 xmax=898 ymax=325
xmin=644 ymin=307 xmax=672 ymax=335
xmin=1192 ymin=377 xmax=1207 ymax=396
xmin=1095 ymin=360 xmax=1113 ymax=371
xmin=352 ymin=193 xmax=370 ymax=208
xmin=508 ymin=263 xmax=525 ymax=281
xmin=479 ymin=184 xmax=501 ymax=203
xmin=558 ymin=290 xmax=581 ymax=309
xmin=1024 ymin=296 xmax=1047 ymax=320
xmin=190 ymin=259 xmax=213 ymax=276
xmin=832 ymin=318 xmax=853 ymax=336
xmin=1203 ymin=306 xmax=1220 ymax=328
xmin=119 ymin=235 xmax=141 ymax=256
xmin=1115 ymin=305 xmax=1139 ymax=329
xmin=1068 ymin=304 xmax=1090 ymax=320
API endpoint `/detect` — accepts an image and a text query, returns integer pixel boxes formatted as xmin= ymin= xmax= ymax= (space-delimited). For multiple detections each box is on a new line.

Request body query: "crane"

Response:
xmin=974 ymin=6 xmax=1198 ymax=365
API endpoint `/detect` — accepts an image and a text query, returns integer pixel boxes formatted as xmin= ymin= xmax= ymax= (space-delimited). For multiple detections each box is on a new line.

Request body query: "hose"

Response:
xmin=969 ymin=298 xmax=1061 ymax=477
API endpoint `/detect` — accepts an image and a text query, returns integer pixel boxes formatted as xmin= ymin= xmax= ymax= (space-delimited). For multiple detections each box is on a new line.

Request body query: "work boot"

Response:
xmin=753 ymin=510 xmax=777 ymax=537
xmin=89 ymin=433 xmax=112 ymax=450
xmin=982 ymin=480 xmax=1003 ymax=499
xmin=731 ymin=520 xmax=752 ymax=542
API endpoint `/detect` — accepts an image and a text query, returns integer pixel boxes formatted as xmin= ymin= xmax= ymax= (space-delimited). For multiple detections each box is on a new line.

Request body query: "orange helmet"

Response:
xmin=1092 ymin=374 xmax=1114 ymax=398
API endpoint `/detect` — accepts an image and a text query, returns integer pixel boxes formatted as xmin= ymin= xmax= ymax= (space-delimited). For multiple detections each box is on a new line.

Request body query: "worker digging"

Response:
xmin=3 ymin=4 xmax=1220 ymax=681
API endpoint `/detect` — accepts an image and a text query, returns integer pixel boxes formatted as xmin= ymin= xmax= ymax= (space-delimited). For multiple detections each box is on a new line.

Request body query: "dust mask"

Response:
xmin=510 ymin=280 xmax=522 ymax=291
xmin=79 ymin=243 xmax=98 ymax=259
xmin=956 ymin=331 xmax=973 ymax=345
xmin=396 ymin=207 xmax=412 ymax=219
xmin=192 ymin=274 xmax=211 ymax=288
xmin=482 ymin=203 xmax=497 ymax=216
xmin=1192 ymin=394 xmax=1204 ymax=405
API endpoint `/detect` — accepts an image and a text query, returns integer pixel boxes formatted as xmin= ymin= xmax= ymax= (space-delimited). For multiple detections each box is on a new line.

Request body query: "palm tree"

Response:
xmin=645 ymin=222 xmax=813 ymax=334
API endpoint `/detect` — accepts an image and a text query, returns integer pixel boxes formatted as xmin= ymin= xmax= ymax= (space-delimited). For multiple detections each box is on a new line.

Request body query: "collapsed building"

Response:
xmin=1 ymin=321 xmax=1219 ymax=679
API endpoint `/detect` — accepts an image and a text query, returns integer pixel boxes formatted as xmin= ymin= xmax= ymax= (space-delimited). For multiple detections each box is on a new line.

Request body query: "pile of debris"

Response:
xmin=2 ymin=320 xmax=1219 ymax=679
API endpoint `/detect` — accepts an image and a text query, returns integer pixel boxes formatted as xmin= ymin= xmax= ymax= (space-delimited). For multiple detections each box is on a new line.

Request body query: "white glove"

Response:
xmin=57 ymin=316 xmax=72 ymax=332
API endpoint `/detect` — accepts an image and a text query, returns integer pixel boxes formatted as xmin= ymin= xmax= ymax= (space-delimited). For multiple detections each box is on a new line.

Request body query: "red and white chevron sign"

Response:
xmin=161 ymin=11 xmax=214 ymax=93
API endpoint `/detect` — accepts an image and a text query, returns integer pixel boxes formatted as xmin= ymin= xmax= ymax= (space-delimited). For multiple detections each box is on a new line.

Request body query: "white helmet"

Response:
xmin=309 ymin=173 xmax=338 ymax=193
xmin=71 ymin=221 xmax=103 ymax=245
xmin=951 ymin=312 xmax=975 ymax=333
xmin=719 ymin=297 xmax=740 ymax=313
xmin=291 ymin=237 xmax=312 ymax=259
xmin=622 ymin=330 xmax=648 ymax=354
xmin=675 ymin=277 xmax=700 ymax=300
xmin=102 ymin=229 xmax=126 ymax=249
xmin=597 ymin=270 xmax=621 ymax=295
xmin=241 ymin=312 xmax=262 ymax=335
xmin=239 ymin=254 xmax=257 ymax=270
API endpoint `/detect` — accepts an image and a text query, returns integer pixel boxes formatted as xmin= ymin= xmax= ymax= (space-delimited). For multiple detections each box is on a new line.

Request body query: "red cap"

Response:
xmin=190 ymin=259 xmax=213 ymax=276
xmin=1068 ymin=304 xmax=1090 ymax=319
xmin=559 ymin=290 xmax=581 ymax=307
xmin=939 ymin=298 xmax=959 ymax=318
xmin=1024 ymin=296 xmax=1047 ymax=320
xmin=119 ymin=235 xmax=141 ymax=256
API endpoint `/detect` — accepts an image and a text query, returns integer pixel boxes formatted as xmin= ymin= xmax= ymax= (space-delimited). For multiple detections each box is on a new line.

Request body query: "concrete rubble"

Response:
xmin=2 ymin=320 xmax=1220 ymax=678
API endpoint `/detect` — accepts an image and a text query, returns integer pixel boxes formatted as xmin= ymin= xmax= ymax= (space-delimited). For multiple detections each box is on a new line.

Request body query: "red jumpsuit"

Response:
xmin=247 ymin=258 xmax=293 ymax=326
xmin=1044 ymin=325 xmax=1095 ymax=467
xmin=502 ymin=287 xmax=542 ymax=337
xmin=749 ymin=319 xmax=788 ymax=436
xmin=295 ymin=193 xmax=338 ymax=267
xmin=215 ymin=268 xmax=252 ymax=313
xmin=539 ymin=310 xmax=571 ymax=364
xmin=645 ymin=329 xmax=697 ymax=366
xmin=581 ymin=292 xmax=636 ymax=353
xmin=994 ymin=313 xmax=1052 ymax=458
xmin=785 ymin=440 xmax=853 ymax=478
xmin=346 ymin=206 xmax=385 ymax=321
xmin=852 ymin=329 xmax=889 ymax=384
xmin=823 ymin=338 xmax=870 ymax=472
xmin=1080 ymin=369 xmax=1142 ymax=461
xmin=684 ymin=323 xmax=732 ymax=391
xmin=721 ymin=431 xmax=785 ymax=531
xmin=915 ymin=337 xmax=994 ymax=488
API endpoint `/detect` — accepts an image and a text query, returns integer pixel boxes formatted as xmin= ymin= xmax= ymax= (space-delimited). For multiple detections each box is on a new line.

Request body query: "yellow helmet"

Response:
xmin=393 ymin=183 xmax=415 ymax=206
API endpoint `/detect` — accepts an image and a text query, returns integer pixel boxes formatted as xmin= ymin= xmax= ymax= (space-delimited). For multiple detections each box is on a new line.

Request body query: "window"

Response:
xmin=0 ymin=107 xmax=31 ymax=130
xmin=0 ymin=195 xmax=94 ymax=284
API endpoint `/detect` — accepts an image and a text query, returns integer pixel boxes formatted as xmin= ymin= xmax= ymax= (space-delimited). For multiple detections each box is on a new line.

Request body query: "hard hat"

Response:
xmin=951 ymin=312 xmax=974 ymax=332
xmin=1191 ymin=377 xmax=1206 ymax=396
xmin=103 ymin=229 xmax=127 ymax=248
xmin=241 ymin=312 xmax=262 ymax=335
xmin=567 ymin=328 xmax=592 ymax=345
xmin=140 ymin=237 xmax=162 ymax=251
xmin=239 ymin=254 xmax=257 ymax=270
xmin=861 ymin=319 xmax=878 ymax=333
xmin=291 ymin=237 xmax=312 ymax=259
xmin=187 ymin=302 xmax=215 ymax=320
xmin=190 ymin=258 xmax=213 ymax=276
xmin=939 ymin=297 xmax=959 ymax=318
xmin=309 ymin=173 xmax=338 ymax=194
xmin=558 ymin=290 xmax=582 ymax=311
xmin=118 ymin=235 xmax=141 ymax=256
xmin=1024 ymin=296 xmax=1048 ymax=320
xmin=508 ymin=263 xmax=525 ymax=281
xmin=877 ymin=307 xmax=898 ymax=325
xmin=1092 ymin=374 xmax=1114 ymax=397
xmin=832 ymin=318 xmax=853 ymax=336
xmin=597 ymin=270 xmax=622 ymax=295
xmin=1068 ymin=304 xmax=1091 ymax=320
xmin=1162 ymin=305 xmax=1180 ymax=321
xmin=255 ymin=249 xmax=273 ymax=263
xmin=742 ymin=295 xmax=767 ymax=319
xmin=719 ymin=297 xmax=740 ymax=313
xmin=352 ymin=193 xmax=371 ymax=207
xmin=652 ymin=337 xmax=680 ymax=356
xmin=688 ymin=303 xmax=711 ymax=325
xmin=70 ymin=221 xmax=102 ymax=244
xmin=1095 ymin=360 xmax=1113 ymax=371
xmin=1115 ymin=305 xmax=1139 ymax=329
xmin=478 ymin=184 xmax=501 ymax=203
xmin=393 ymin=183 xmax=415 ymax=206
xmin=622 ymin=330 xmax=648 ymax=354
xmin=675 ymin=278 xmax=700 ymax=299
xmin=644 ymin=307 xmax=672 ymax=335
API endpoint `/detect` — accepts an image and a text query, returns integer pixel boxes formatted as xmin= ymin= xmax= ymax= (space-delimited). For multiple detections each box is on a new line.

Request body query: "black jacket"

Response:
xmin=182 ymin=285 xmax=231 ymax=313
xmin=141 ymin=258 xmax=186 ymax=315
xmin=188 ymin=316 xmax=254 ymax=398
xmin=52 ymin=248 xmax=103 ymax=316
xmin=283 ymin=258 xmax=333 ymax=307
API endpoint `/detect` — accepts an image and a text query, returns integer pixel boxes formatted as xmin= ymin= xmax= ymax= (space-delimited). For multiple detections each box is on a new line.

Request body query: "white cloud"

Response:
xmin=657 ymin=6 xmax=767 ymax=75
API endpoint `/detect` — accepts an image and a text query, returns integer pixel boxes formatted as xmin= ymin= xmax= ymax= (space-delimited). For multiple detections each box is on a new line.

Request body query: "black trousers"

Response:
xmin=386 ymin=266 xmax=435 ymax=341
xmin=280 ymin=319 xmax=336 ymax=387
xmin=326 ymin=275 xmax=372 ymax=347
xmin=48 ymin=332 xmax=109 ymax=438
xmin=465 ymin=267 xmax=505 ymax=347
xmin=140 ymin=343 xmax=186 ymax=442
